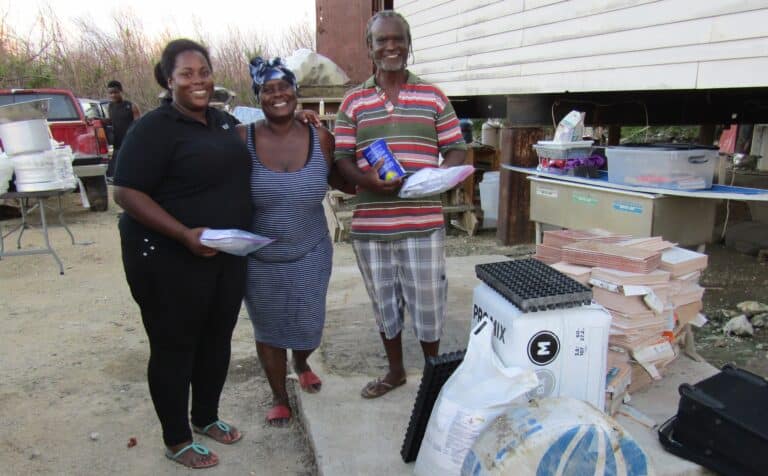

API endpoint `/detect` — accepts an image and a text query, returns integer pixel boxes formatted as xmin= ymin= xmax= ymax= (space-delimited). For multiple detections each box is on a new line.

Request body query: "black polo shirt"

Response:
xmin=114 ymin=103 xmax=252 ymax=242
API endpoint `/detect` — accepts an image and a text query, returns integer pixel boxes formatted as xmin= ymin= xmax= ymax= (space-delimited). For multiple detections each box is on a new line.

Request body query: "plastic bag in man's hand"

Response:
xmin=398 ymin=165 xmax=475 ymax=199
xmin=199 ymin=229 xmax=274 ymax=256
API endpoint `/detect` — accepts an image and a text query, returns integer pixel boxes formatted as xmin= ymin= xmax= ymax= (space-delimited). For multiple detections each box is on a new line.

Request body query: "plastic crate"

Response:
xmin=606 ymin=144 xmax=717 ymax=190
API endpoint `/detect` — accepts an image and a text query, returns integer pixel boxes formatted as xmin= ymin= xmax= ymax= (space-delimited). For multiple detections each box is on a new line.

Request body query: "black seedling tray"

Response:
xmin=475 ymin=258 xmax=592 ymax=312
xmin=401 ymin=350 xmax=465 ymax=463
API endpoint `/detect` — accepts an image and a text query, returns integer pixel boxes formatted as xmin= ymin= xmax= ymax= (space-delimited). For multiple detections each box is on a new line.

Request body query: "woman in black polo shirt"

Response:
xmin=113 ymin=39 xmax=249 ymax=469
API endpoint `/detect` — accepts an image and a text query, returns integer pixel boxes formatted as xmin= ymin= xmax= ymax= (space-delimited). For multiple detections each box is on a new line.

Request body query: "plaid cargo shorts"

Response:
xmin=352 ymin=229 xmax=447 ymax=342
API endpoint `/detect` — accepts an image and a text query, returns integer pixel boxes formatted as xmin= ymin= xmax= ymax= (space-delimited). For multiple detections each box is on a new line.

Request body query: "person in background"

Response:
xmin=333 ymin=10 xmax=467 ymax=399
xmin=105 ymin=80 xmax=140 ymax=182
xmin=240 ymin=57 xmax=348 ymax=427
xmin=113 ymin=39 xmax=247 ymax=469
xmin=459 ymin=119 xmax=474 ymax=144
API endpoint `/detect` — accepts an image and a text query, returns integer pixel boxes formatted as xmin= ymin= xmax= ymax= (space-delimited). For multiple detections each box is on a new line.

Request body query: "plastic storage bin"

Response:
xmin=478 ymin=171 xmax=499 ymax=229
xmin=606 ymin=144 xmax=717 ymax=190
xmin=533 ymin=140 xmax=597 ymax=175
xmin=533 ymin=141 xmax=595 ymax=160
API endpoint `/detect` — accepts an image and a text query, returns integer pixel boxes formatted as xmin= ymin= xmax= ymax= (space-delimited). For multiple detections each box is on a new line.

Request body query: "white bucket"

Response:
xmin=481 ymin=121 xmax=501 ymax=149
xmin=11 ymin=150 xmax=60 ymax=191
xmin=462 ymin=397 xmax=654 ymax=476
xmin=0 ymin=119 xmax=53 ymax=156
xmin=479 ymin=171 xmax=500 ymax=229
xmin=0 ymin=153 xmax=13 ymax=194
xmin=0 ymin=99 xmax=52 ymax=156
xmin=53 ymin=146 xmax=76 ymax=189
xmin=472 ymin=283 xmax=612 ymax=410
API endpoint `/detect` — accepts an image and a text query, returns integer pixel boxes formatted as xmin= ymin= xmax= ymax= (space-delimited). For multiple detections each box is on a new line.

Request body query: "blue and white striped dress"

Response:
xmin=244 ymin=123 xmax=332 ymax=350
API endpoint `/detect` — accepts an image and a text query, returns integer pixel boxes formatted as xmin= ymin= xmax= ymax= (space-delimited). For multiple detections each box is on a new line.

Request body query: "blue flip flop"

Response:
xmin=192 ymin=420 xmax=243 ymax=444
xmin=165 ymin=442 xmax=218 ymax=469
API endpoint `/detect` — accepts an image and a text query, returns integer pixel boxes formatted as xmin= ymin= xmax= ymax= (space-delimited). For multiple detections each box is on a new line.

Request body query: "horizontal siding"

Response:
xmin=437 ymin=63 xmax=700 ymax=95
xmin=698 ymin=58 xmax=768 ymax=89
xmin=415 ymin=38 xmax=768 ymax=81
xmin=393 ymin=0 xmax=768 ymax=94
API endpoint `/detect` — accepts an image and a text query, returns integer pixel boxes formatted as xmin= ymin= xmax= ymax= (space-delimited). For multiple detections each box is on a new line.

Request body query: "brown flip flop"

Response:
xmin=360 ymin=377 xmax=406 ymax=399
xmin=192 ymin=420 xmax=242 ymax=444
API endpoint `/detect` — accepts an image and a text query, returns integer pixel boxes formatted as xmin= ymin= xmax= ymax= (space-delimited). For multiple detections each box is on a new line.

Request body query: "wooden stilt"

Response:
xmin=497 ymin=127 xmax=546 ymax=245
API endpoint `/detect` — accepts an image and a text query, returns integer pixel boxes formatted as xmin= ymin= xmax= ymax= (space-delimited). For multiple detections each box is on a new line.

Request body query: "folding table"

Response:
xmin=0 ymin=188 xmax=78 ymax=275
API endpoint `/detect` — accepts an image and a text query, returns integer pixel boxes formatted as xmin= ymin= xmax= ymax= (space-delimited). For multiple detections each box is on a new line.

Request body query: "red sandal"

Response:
xmin=266 ymin=404 xmax=291 ymax=427
xmin=298 ymin=370 xmax=322 ymax=393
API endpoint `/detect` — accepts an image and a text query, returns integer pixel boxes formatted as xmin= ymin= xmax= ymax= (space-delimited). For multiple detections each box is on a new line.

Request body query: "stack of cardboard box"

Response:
xmin=605 ymin=348 xmax=632 ymax=415
xmin=535 ymin=231 xmax=709 ymax=414
xmin=534 ymin=229 xmax=629 ymax=264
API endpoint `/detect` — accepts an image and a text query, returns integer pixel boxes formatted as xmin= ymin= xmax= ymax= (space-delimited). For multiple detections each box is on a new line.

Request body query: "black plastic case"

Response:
xmin=666 ymin=364 xmax=768 ymax=475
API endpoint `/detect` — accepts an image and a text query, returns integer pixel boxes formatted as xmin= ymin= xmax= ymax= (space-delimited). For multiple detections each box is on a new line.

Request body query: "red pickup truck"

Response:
xmin=0 ymin=88 xmax=111 ymax=211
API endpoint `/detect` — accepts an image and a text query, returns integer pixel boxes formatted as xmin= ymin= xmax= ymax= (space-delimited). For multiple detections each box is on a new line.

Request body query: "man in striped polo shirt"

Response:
xmin=334 ymin=10 xmax=467 ymax=399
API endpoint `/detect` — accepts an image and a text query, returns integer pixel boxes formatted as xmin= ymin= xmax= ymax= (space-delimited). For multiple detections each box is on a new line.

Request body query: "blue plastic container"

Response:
xmin=363 ymin=139 xmax=405 ymax=181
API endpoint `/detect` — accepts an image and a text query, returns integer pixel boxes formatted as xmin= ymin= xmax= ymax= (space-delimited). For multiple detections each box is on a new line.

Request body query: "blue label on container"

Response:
xmin=613 ymin=200 xmax=644 ymax=214
xmin=362 ymin=139 xmax=405 ymax=180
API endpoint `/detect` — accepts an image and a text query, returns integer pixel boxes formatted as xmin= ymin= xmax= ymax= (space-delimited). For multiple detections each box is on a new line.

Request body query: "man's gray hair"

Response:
xmin=365 ymin=10 xmax=412 ymax=47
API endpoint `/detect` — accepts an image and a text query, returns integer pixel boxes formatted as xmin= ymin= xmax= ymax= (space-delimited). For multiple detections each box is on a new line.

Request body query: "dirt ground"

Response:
xmin=2 ymin=192 xmax=767 ymax=475
xmin=0 ymin=192 xmax=316 ymax=475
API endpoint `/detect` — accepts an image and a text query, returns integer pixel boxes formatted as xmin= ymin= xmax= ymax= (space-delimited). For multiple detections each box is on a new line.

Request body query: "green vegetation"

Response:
xmin=621 ymin=126 xmax=702 ymax=144
xmin=0 ymin=8 xmax=313 ymax=112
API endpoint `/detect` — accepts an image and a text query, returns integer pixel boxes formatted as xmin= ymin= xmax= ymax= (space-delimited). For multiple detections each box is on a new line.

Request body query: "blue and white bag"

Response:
xmin=462 ymin=397 xmax=654 ymax=476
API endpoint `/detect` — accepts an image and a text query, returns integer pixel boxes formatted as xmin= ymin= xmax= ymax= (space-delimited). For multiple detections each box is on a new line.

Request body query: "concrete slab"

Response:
xmin=616 ymin=357 xmax=719 ymax=476
xmin=294 ymin=364 xmax=417 ymax=476
xmin=321 ymin=249 xmax=508 ymax=376
xmin=300 ymin=251 xmax=720 ymax=476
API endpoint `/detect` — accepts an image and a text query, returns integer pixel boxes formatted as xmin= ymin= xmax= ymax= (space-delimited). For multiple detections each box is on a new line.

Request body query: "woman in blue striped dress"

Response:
xmin=240 ymin=58 xmax=346 ymax=427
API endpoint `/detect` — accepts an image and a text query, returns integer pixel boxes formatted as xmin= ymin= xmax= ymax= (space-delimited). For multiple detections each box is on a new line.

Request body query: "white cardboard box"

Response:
xmin=472 ymin=283 xmax=612 ymax=410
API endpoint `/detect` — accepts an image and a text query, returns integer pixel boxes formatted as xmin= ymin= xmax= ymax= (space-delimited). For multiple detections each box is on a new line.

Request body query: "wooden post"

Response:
xmin=608 ymin=125 xmax=621 ymax=145
xmin=698 ymin=124 xmax=716 ymax=146
xmin=497 ymin=127 xmax=547 ymax=245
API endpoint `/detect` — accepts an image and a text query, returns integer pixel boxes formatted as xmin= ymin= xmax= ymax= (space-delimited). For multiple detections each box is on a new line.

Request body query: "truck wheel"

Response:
xmin=82 ymin=176 xmax=109 ymax=212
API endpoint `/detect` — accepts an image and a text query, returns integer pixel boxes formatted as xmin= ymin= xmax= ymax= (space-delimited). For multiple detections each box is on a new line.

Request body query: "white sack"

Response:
xmin=398 ymin=165 xmax=475 ymax=199
xmin=200 ymin=229 xmax=274 ymax=256
xmin=284 ymin=49 xmax=350 ymax=86
xmin=414 ymin=318 xmax=539 ymax=476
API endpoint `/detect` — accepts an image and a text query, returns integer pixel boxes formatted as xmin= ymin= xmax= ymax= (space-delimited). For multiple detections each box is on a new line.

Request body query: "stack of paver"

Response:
xmin=535 ymin=230 xmax=709 ymax=415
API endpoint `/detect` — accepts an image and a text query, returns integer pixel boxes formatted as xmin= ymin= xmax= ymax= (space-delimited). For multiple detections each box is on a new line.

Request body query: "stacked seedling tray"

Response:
xmin=401 ymin=351 xmax=465 ymax=463
xmin=475 ymin=258 xmax=592 ymax=311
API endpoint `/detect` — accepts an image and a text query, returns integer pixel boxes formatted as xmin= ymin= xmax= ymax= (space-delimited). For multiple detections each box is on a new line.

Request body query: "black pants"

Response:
xmin=121 ymin=231 xmax=246 ymax=447
xmin=106 ymin=147 xmax=119 ymax=178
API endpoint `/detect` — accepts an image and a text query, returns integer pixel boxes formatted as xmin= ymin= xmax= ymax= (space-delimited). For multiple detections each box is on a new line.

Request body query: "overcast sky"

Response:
xmin=2 ymin=0 xmax=315 ymax=43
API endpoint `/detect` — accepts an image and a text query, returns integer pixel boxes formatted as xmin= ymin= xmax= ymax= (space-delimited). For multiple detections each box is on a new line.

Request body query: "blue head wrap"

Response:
xmin=249 ymin=57 xmax=298 ymax=96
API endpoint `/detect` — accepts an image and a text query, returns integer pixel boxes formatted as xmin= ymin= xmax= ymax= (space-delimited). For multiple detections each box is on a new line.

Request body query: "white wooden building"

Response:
xmin=395 ymin=0 xmax=768 ymax=97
